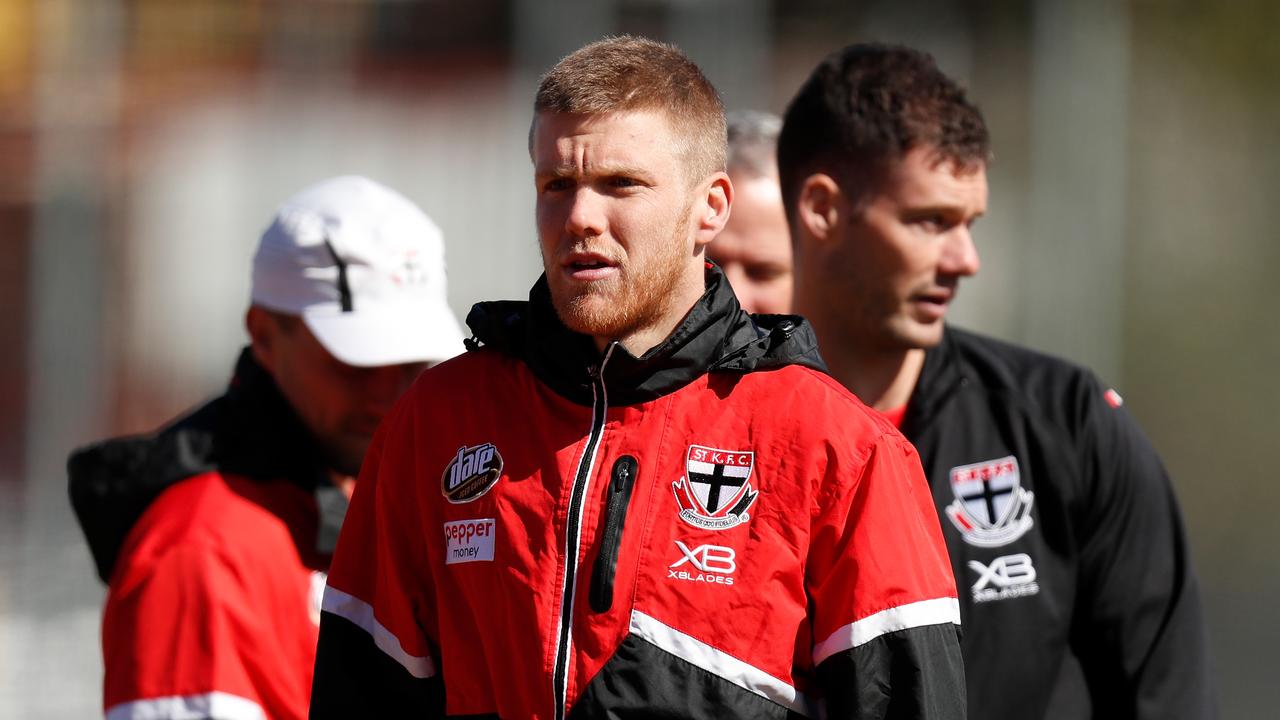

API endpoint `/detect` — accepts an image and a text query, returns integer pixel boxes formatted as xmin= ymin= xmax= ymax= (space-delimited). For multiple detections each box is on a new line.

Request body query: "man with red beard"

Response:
xmin=311 ymin=37 xmax=965 ymax=719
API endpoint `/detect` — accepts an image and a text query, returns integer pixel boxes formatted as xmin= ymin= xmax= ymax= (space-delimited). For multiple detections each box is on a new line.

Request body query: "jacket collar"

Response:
xmin=465 ymin=264 xmax=825 ymax=406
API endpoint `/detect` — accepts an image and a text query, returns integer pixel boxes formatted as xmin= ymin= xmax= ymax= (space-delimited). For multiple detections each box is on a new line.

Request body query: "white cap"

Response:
xmin=251 ymin=176 xmax=465 ymax=367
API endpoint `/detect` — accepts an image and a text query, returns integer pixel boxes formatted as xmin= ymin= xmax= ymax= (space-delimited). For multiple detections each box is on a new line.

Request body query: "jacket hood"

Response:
xmin=465 ymin=264 xmax=826 ymax=406
xmin=68 ymin=349 xmax=332 ymax=582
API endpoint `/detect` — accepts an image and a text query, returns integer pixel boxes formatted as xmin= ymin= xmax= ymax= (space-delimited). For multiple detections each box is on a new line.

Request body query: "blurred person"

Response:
xmin=68 ymin=176 xmax=466 ymax=720
xmin=780 ymin=43 xmax=1214 ymax=719
xmin=311 ymin=36 xmax=964 ymax=719
xmin=707 ymin=110 xmax=793 ymax=314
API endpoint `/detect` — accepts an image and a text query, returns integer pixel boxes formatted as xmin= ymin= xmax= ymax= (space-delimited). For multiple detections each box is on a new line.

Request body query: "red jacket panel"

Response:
xmin=102 ymin=473 xmax=325 ymax=720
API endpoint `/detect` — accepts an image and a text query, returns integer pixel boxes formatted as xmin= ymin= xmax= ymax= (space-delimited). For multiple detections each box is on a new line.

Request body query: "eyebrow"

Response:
xmin=534 ymin=162 xmax=652 ymax=180
xmin=902 ymin=203 xmax=985 ymax=220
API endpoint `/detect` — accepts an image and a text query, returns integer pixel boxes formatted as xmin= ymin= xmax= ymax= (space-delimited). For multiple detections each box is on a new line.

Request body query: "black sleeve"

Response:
xmin=310 ymin=612 xmax=444 ymax=719
xmin=1070 ymin=376 xmax=1216 ymax=718
xmin=817 ymin=624 xmax=966 ymax=720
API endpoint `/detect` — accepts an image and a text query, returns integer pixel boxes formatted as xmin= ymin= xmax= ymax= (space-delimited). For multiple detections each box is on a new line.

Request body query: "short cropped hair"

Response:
xmin=726 ymin=110 xmax=782 ymax=180
xmin=777 ymin=43 xmax=990 ymax=221
xmin=534 ymin=36 xmax=727 ymax=183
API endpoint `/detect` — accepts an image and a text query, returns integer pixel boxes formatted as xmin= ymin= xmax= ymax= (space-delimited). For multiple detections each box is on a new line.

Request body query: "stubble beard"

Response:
xmin=548 ymin=203 xmax=693 ymax=343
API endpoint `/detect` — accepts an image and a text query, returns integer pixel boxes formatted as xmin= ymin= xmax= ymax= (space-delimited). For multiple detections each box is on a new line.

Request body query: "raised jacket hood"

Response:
xmin=68 ymin=349 xmax=332 ymax=582
xmin=464 ymin=264 xmax=826 ymax=406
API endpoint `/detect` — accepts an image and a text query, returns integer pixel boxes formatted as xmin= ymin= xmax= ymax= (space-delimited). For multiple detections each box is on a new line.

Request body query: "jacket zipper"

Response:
xmin=552 ymin=343 xmax=616 ymax=720
xmin=588 ymin=455 xmax=638 ymax=613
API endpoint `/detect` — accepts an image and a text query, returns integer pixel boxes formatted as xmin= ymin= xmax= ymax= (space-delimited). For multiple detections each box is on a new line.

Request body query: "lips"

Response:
xmin=562 ymin=251 xmax=619 ymax=282
xmin=911 ymin=289 xmax=954 ymax=321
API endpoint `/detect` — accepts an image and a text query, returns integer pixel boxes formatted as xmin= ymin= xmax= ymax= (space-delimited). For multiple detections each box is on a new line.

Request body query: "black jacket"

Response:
xmin=904 ymin=327 xmax=1214 ymax=719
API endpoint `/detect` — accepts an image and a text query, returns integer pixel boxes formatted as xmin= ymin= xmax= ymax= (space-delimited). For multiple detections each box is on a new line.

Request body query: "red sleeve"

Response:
xmin=102 ymin=542 xmax=278 ymax=719
xmin=311 ymin=398 xmax=445 ymax=717
xmin=807 ymin=429 xmax=966 ymax=719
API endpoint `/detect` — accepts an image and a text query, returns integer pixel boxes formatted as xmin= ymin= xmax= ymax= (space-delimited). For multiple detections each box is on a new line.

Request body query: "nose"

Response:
xmin=564 ymin=187 xmax=606 ymax=238
xmin=939 ymin=226 xmax=980 ymax=277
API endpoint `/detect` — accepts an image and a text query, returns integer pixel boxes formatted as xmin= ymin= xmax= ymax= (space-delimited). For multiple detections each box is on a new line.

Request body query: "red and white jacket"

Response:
xmin=69 ymin=351 xmax=344 ymax=720
xmin=312 ymin=270 xmax=964 ymax=719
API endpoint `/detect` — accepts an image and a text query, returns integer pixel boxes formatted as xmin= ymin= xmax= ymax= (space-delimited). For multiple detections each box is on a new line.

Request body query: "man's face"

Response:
xmin=532 ymin=110 xmax=704 ymax=343
xmin=250 ymin=311 xmax=427 ymax=477
xmin=823 ymin=146 xmax=986 ymax=351
xmin=708 ymin=171 xmax=792 ymax=314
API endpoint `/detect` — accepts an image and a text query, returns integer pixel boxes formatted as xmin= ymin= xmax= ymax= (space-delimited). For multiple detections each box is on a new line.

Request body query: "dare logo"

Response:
xmin=442 ymin=443 xmax=503 ymax=503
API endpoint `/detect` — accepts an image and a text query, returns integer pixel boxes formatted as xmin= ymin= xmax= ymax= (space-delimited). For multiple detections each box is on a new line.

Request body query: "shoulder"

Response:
xmin=383 ymin=348 xmax=528 ymax=434
xmin=407 ymin=348 xmax=525 ymax=401
xmin=943 ymin=327 xmax=1107 ymax=431
xmin=947 ymin=326 xmax=1094 ymax=388
xmin=734 ymin=363 xmax=907 ymax=459
xmin=111 ymin=472 xmax=308 ymax=590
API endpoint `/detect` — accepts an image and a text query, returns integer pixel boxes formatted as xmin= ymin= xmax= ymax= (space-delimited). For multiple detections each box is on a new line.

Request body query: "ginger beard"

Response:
xmin=545 ymin=198 xmax=694 ymax=341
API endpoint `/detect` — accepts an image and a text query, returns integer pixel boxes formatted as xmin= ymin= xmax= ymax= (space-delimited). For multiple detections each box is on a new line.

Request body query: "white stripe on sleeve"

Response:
xmin=105 ymin=691 xmax=265 ymax=720
xmin=812 ymin=596 xmax=961 ymax=666
xmin=321 ymin=584 xmax=436 ymax=679
xmin=629 ymin=610 xmax=816 ymax=717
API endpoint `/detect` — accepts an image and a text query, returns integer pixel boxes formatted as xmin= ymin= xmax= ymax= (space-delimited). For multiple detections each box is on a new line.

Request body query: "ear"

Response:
xmin=796 ymin=173 xmax=843 ymax=243
xmin=692 ymin=172 xmax=733 ymax=250
xmin=245 ymin=306 xmax=278 ymax=371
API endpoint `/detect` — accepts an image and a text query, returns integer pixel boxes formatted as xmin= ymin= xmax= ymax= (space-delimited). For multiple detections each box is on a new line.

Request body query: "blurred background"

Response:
xmin=1 ymin=0 xmax=1275 ymax=716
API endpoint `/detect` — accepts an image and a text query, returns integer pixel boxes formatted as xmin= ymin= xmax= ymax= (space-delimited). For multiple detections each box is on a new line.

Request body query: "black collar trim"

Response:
xmin=465 ymin=265 xmax=825 ymax=406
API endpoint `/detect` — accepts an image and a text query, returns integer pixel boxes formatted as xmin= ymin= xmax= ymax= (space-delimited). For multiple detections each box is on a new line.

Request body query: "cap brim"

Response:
xmin=303 ymin=303 xmax=466 ymax=367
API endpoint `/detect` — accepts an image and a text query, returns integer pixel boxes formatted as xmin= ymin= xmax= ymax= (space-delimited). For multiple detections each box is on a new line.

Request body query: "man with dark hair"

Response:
xmin=708 ymin=110 xmax=793 ymax=314
xmin=68 ymin=176 xmax=466 ymax=720
xmin=780 ymin=43 xmax=1214 ymax=719
xmin=312 ymin=36 xmax=965 ymax=719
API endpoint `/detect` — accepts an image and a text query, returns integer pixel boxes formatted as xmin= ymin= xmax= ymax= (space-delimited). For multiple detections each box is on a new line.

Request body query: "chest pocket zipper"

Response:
xmin=589 ymin=455 xmax=638 ymax=613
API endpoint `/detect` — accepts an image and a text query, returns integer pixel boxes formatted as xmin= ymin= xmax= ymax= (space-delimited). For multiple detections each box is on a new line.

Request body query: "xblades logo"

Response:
xmin=667 ymin=541 xmax=736 ymax=586
xmin=969 ymin=553 xmax=1040 ymax=603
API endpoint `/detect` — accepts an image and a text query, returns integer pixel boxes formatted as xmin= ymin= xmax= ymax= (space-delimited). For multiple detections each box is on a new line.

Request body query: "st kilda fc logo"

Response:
xmin=944 ymin=455 xmax=1035 ymax=547
xmin=442 ymin=443 xmax=503 ymax=504
xmin=671 ymin=445 xmax=759 ymax=531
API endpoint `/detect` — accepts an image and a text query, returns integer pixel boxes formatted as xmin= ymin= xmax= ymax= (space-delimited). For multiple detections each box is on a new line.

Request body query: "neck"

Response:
xmin=822 ymin=342 xmax=925 ymax=412
xmin=595 ymin=313 xmax=685 ymax=357
xmin=593 ymin=266 xmax=707 ymax=358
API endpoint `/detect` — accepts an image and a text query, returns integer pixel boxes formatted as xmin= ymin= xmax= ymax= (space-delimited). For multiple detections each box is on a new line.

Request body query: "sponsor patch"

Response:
xmin=969 ymin=553 xmax=1040 ymax=603
xmin=442 ymin=443 xmax=503 ymax=503
xmin=945 ymin=455 xmax=1035 ymax=547
xmin=667 ymin=541 xmax=736 ymax=586
xmin=444 ymin=518 xmax=496 ymax=565
xmin=672 ymin=445 xmax=758 ymax=531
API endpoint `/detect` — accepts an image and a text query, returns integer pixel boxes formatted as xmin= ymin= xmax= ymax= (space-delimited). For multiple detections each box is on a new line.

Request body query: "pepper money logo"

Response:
xmin=442 ymin=443 xmax=503 ymax=503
